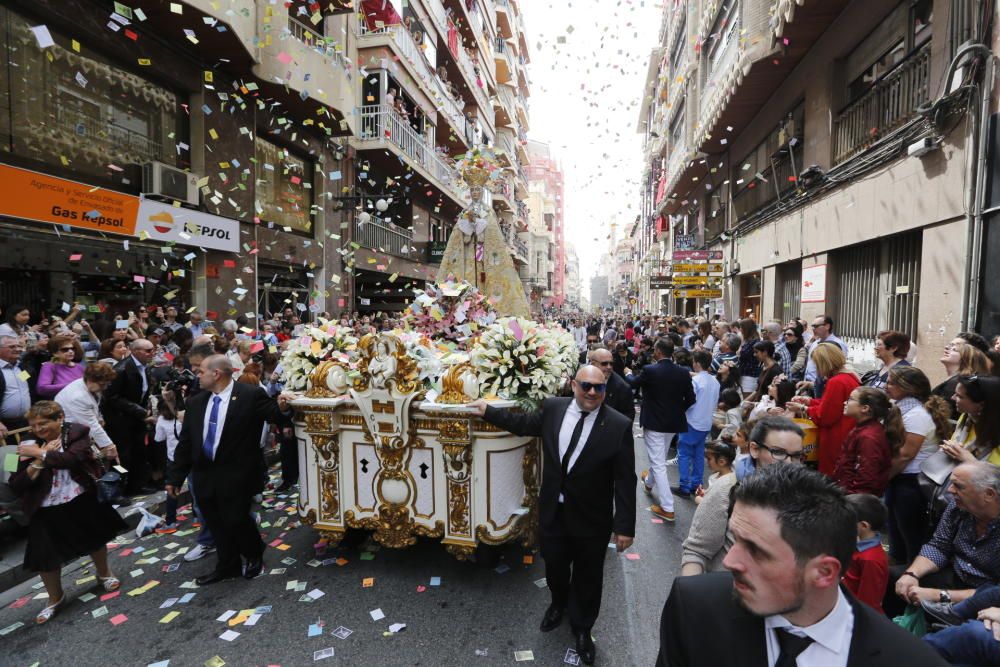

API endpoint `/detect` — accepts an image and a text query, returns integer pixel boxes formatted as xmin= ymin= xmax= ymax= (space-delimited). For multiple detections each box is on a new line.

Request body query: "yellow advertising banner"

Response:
xmin=671 ymin=263 xmax=723 ymax=273
xmin=0 ymin=163 xmax=139 ymax=235
xmin=670 ymin=276 xmax=721 ymax=286
xmin=676 ymin=289 xmax=723 ymax=298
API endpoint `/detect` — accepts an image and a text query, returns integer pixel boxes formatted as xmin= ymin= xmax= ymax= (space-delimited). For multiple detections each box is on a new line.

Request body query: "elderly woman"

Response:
xmin=10 ymin=401 xmax=126 ymax=624
xmin=865 ymin=330 xmax=911 ymax=391
xmin=787 ymin=342 xmax=860 ymax=475
xmin=98 ymin=337 xmax=129 ymax=365
xmin=54 ymin=363 xmax=118 ymax=462
xmin=36 ymin=335 xmax=85 ymax=399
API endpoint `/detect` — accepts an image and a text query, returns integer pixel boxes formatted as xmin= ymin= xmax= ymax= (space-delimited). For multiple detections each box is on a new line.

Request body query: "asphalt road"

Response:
xmin=0 ymin=430 xmax=693 ymax=667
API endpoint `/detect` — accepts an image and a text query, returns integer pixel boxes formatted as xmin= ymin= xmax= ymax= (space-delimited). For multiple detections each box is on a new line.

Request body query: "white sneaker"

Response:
xmin=184 ymin=544 xmax=215 ymax=562
xmin=666 ymin=458 xmax=678 ymax=466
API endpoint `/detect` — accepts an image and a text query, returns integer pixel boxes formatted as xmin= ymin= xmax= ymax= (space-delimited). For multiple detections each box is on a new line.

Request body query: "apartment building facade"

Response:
xmin=639 ymin=0 xmax=993 ymax=378
xmin=525 ymin=140 xmax=565 ymax=308
xmin=351 ymin=0 xmax=532 ymax=313
xmin=0 ymin=0 xmax=357 ymax=322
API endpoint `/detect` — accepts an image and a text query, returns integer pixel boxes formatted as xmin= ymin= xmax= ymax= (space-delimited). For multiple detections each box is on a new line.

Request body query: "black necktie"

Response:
xmin=561 ymin=411 xmax=590 ymax=479
xmin=775 ymin=628 xmax=815 ymax=667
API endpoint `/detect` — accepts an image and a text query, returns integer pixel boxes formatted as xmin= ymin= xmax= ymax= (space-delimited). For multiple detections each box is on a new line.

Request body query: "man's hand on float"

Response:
xmin=468 ymin=399 xmax=488 ymax=416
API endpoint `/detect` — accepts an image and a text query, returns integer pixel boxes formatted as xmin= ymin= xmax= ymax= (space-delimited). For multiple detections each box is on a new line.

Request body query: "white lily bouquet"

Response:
xmin=469 ymin=317 xmax=579 ymax=409
xmin=280 ymin=323 xmax=360 ymax=391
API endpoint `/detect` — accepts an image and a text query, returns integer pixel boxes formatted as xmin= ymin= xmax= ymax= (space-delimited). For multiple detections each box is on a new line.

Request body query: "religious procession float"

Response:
xmin=287 ymin=148 xmax=575 ymax=560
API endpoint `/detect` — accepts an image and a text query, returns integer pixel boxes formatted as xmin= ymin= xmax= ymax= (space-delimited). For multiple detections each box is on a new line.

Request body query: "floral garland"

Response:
xmin=279 ymin=323 xmax=359 ymax=391
xmin=468 ymin=317 xmax=579 ymax=409
xmin=454 ymin=146 xmax=505 ymax=189
xmin=402 ymin=280 xmax=496 ymax=343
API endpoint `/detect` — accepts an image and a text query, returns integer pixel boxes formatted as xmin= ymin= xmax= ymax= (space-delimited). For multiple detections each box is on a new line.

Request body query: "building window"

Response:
xmin=255 ymin=136 xmax=314 ymax=235
xmin=668 ymin=13 xmax=687 ymax=73
xmin=0 ymin=8 xmax=187 ymax=183
xmin=846 ymin=0 xmax=933 ymax=103
xmin=668 ymin=102 xmax=686 ymax=150
xmin=732 ymin=102 xmax=804 ymax=223
xmin=705 ymin=0 xmax=739 ymax=74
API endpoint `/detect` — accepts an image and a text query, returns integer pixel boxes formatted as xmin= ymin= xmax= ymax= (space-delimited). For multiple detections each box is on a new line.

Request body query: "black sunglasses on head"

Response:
xmin=578 ymin=381 xmax=606 ymax=394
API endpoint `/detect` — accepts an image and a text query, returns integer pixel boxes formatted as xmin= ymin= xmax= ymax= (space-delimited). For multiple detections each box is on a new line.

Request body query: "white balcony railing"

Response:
xmin=288 ymin=15 xmax=349 ymax=69
xmin=354 ymin=216 xmax=414 ymax=258
xmin=357 ymin=105 xmax=466 ymax=202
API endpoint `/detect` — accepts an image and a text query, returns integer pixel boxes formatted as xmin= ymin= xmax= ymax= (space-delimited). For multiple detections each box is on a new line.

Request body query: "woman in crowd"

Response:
xmin=866 ymin=330 xmax=911 ymax=391
xmin=611 ymin=341 xmax=635 ymax=379
xmin=883 ymin=365 xmax=951 ymax=564
xmin=933 ymin=336 xmax=991 ymax=418
xmin=98 ymin=337 xmax=129 ymax=365
xmin=746 ymin=341 xmax=781 ymax=404
xmin=53 ymin=363 xmax=118 ymax=461
xmin=10 ymin=402 xmax=126 ymax=624
xmin=679 ymin=440 xmax=738 ymax=576
xmin=747 ymin=378 xmax=795 ymax=424
xmin=784 ymin=326 xmax=807 ymax=381
xmin=0 ymin=304 xmax=39 ymax=349
xmin=788 ymin=343 xmax=860 ymax=475
xmin=736 ymin=318 xmax=761 ymax=395
xmin=36 ymin=335 xmax=85 ymax=399
xmin=939 ymin=374 xmax=1000 ymax=467
xmin=833 ymin=387 xmax=901 ymax=496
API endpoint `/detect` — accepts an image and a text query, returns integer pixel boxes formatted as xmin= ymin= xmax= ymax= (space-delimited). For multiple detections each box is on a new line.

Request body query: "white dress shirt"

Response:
xmin=556 ymin=400 xmax=599 ymax=502
xmin=55 ymin=378 xmax=113 ymax=448
xmin=132 ymin=354 xmax=148 ymax=397
xmin=764 ymin=588 xmax=854 ymax=667
xmin=202 ymin=380 xmax=234 ymax=460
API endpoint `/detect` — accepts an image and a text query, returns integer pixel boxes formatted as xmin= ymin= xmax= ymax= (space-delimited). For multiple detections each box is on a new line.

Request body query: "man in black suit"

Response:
xmin=166 ymin=355 xmax=292 ymax=585
xmin=625 ymin=337 xmax=694 ymax=522
xmin=105 ymin=339 xmax=156 ymax=495
xmin=470 ymin=365 xmax=637 ymax=665
xmin=588 ymin=347 xmax=635 ymax=422
xmin=657 ymin=464 xmax=947 ymax=667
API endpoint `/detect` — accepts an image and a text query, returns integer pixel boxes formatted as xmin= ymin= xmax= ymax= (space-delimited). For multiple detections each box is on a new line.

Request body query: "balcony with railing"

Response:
xmin=832 ymin=42 xmax=932 ymax=164
xmin=354 ymin=217 xmax=414 ymax=258
xmin=494 ymin=37 xmax=514 ymax=84
xmin=699 ymin=18 xmax=741 ymax=125
xmin=55 ymin=108 xmax=163 ymax=163
xmin=493 ymin=176 xmax=514 ymax=208
xmin=356 ymin=105 xmax=468 ymax=205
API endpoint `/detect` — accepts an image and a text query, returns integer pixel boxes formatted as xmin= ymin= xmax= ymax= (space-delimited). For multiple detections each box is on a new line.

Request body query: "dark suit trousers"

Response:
xmin=115 ymin=425 xmax=150 ymax=493
xmin=197 ymin=485 xmax=263 ymax=573
xmin=540 ymin=506 xmax=610 ymax=632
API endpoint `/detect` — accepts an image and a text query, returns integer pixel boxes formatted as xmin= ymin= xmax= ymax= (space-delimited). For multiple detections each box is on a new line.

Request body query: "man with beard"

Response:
xmin=656 ymin=464 xmax=946 ymax=666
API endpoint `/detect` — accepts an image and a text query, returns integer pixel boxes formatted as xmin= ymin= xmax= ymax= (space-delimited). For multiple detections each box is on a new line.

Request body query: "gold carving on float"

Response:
xmin=515 ymin=439 xmax=541 ymax=547
xmin=474 ymin=419 xmax=503 ymax=433
xmin=305 ymin=361 xmax=349 ymax=398
xmin=411 ymin=418 xmax=439 ymax=431
xmin=321 ymin=471 xmax=340 ymax=521
xmin=438 ymin=362 xmax=477 ymax=404
xmin=441 ymin=418 xmax=473 ymax=537
xmin=439 ymin=419 xmax=470 ymax=443
xmin=448 ymin=481 xmax=470 ymax=535
xmin=302 ymin=509 xmax=318 ymax=526
xmin=304 ymin=412 xmax=333 ymax=434
xmin=317 ymin=529 xmax=345 ymax=547
xmin=444 ymin=543 xmax=477 ymax=561
xmin=352 ymin=333 xmax=422 ymax=396
xmin=339 ymin=414 xmax=365 ymax=427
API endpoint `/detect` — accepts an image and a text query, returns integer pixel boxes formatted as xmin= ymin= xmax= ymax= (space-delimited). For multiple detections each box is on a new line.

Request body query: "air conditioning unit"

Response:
xmin=142 ymin=161 xmax=200 ymax=206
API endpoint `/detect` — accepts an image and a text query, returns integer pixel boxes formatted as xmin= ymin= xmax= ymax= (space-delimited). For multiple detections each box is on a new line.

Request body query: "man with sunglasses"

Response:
xmin=588 ymin=347 xmax=635 ymax=422
xmin=469 ymin=365 xmax=636 ymax=665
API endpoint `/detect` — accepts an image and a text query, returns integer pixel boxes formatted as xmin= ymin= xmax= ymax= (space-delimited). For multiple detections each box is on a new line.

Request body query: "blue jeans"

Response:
xmin=677 ymin=428 xmax=709 ymax=493
xmin=954 ymin=585 xmax=1000 ymax=620
xmin=925 ymin=620 xmax=1000 ymax=666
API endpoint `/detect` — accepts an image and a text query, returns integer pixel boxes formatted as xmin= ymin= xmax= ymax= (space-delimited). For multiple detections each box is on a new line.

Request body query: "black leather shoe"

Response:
xmin=670 ymin=485 xmax=692 ymax=498
xmin=539 ymin=604 xmax=564 ymax=632
xmin=575 ymin=630 xmax=596 ymax=665
xmin=243 ymin=557 xmax=264 ymax=579
xmin=195 ymin=569 xmax=239 ymax=586
xmin=275 ymin=481 xmax=294 ymax=493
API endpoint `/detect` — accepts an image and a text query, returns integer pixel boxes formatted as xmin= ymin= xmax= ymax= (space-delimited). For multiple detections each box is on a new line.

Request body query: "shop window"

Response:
xmin=255 ymin=137 xmax=314 ymax=235
xmin=0 ymin=8 xmax=186 ymax=182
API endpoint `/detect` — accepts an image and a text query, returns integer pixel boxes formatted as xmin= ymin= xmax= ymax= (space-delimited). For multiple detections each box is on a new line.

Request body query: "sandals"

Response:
xmin=98 ymin=574 xmax=120 ymax=592
xmin=36 ymin=595 xmax=64 ymax=624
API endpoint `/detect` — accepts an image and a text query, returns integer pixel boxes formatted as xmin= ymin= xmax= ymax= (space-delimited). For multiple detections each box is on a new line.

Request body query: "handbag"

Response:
xmin=917 ymin=448 xmax=958 ymax=521
xmin=893 ymin=604 xmax=928 ymax=637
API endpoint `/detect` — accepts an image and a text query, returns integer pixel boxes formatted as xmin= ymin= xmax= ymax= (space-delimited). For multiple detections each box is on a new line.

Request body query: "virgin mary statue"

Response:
xmin=437 ymin=149 xmax=530 ymax=318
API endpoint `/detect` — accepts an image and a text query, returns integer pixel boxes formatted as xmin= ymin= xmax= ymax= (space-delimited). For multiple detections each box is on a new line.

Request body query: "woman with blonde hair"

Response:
xmin=933 ymin=338 xmax=991 ymax=419
xmin=36 ymin=335 xmax=85 ymax=399
xmin=10 ymin=401 xmax=126 ymax=623
xmin=787 ymin=342 xmax=860 ymax=475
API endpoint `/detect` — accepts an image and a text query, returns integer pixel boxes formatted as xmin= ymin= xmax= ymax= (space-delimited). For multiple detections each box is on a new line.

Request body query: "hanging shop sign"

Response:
xmin=673 ymin=250 xmax=723 ymax=261
xmin=0 ymin=163 xmax=239 ymax=252
xmin=676 ymin=289 xmax=723 ymax=299
xmin=669 ymin=276 xmax=722 ymax=286
xmin=649 ymin=275 xmax=673 ymax=290
xmin=671 ymin=263 xmax=723 ymax=273
xmin=136 ymin=199 xmax=239 ymax=253
xmin=0 ymin=163 xmax=139 ymax=235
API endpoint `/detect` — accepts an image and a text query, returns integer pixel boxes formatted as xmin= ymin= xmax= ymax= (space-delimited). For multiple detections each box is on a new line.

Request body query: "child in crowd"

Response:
xmin=834 ymin=387 xmax=901 ymax=496
xmin=713 ymin=388 xmax=743 ymax=437
xmin=843 ymin=493 xmax=889 ymax=613
xmin=154 ymin=397 xmax=182 ymax=531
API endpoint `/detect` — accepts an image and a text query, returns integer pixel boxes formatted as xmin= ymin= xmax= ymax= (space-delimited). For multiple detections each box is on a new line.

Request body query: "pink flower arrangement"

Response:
xmin=402 ymin=280 xmax=497 ymax=344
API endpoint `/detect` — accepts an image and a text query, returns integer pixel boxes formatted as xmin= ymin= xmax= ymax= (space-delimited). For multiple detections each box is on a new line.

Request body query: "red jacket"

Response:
xmin=843 ymin=541 xmax=888 ymax=614
xmin=807 ymin=372 xmax=859 ymax=475
xmin=833 ymin=420 xmax=892 ymax=495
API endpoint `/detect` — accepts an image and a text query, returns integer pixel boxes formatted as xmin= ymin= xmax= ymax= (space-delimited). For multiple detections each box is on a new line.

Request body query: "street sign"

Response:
xmin=670 ymin=276 xmax=722 ymax=286
xmin=673 ymin=250 xmax=723 ymax=261
xmin=671 ymin=263 xmax=723 ymax=273
xmin=676 ymin=289 xmax=723 ymax=298
xmin=649 ymin=276 xmax=672 ymax=290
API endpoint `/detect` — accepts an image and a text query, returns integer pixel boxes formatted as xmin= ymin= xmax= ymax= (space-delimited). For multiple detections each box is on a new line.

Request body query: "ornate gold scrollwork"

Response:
xmin=438 ymin=362 xmax=477 ymax=404
xmin=353 ymin=333 xmax=422 ymax=396
xmin=475 ymin=524 xmax=512 ymax=546
xmin=305 ymin=360 xmax=349 ymax=398
xmin=317 ymin=528 xmax=345 ymax=547
xmin=448 ymin=480 xmax=470 ymax=535
xmin=304 ymin=412 xmax=333 ymax=434
xmin=515 ymin=439 xmax=541 ymax=547
xmin=340 ymin=414 xmax=365 ymax=427
xmin=444 ymin=543 xmax=477 ymax=561
xmin=414 ymin=520 xmax=445 ymax=539
xmin=439 ymin=419 xmax=470 ymax=443
xmin=302 ymin=509 xmax=318 ymax=527
xmin=321 ymin=470 xmax=340 ymax=522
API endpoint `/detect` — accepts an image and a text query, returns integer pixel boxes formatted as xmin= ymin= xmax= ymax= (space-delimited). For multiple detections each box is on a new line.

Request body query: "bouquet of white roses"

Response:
xmin=394 ymin=330 xmax=445 ymax=386
xmin=280 ymin=322 xmax=359 ymax=391
xmin=469 ymin=317 xmax=579 ymax=409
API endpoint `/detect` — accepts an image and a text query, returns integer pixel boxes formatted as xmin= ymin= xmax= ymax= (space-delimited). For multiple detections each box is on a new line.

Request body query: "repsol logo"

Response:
xmin=51 ymin=205 xmax=125 ymax=227
xmin=185 ymin=224 xmax=232 ymax=240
